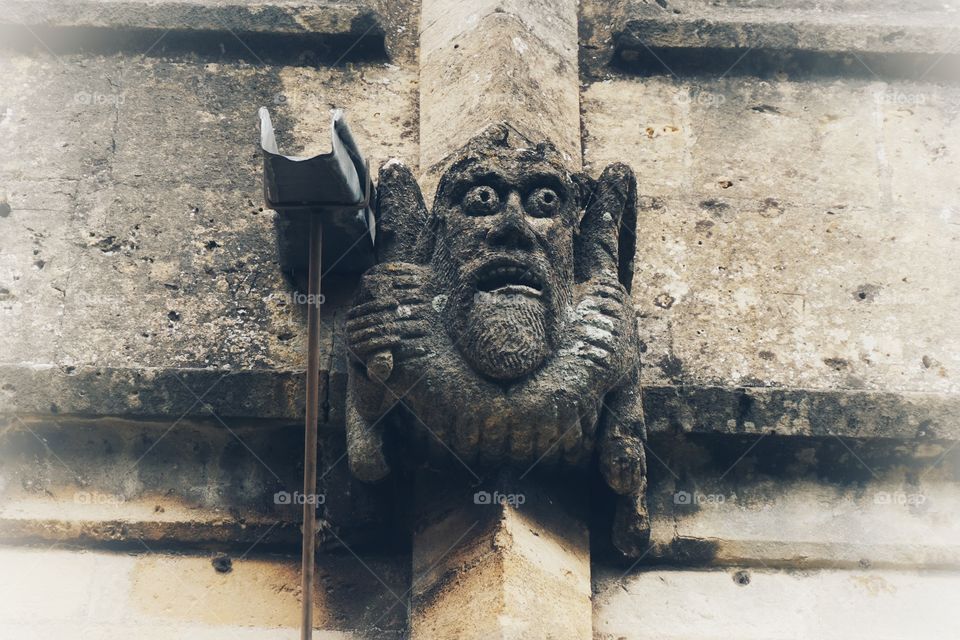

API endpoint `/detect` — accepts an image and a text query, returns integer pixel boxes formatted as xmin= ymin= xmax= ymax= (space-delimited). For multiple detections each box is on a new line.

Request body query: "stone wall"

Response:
xmin=1 ymin=0 xmax=958 ymax=637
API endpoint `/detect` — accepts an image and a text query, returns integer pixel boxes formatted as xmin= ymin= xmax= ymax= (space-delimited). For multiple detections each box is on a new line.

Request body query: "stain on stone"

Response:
xmin=211 ymin=553 xmax=232 ymax=573
xmin=94 ymin=236 xmax=122 ymax=254
xmin=0 ymin=199 xmax=10 ymax=218
xmin=653 ymin=292 xmax=675 ymax=309
xmin=668 ymin=536 xmax=719 ymax=565
xmin=659 ymin=354 xmax=684 ymax=383
xmin=694 ymin=219 xmax=714 ymax=233
xmin=882 ymin=30 xmax=906 ymax=43
xmin=823 ymin=357 xmax=850 ymax=371
xmin=759 ymin=197 xmax=784 ymax=218
xmin=699 ymin=199 xmax=729 ymax=215
xmin=758 ymin=350 xmax=776 ymax=361
xmin=736 ymin=390 xmax=754 ymax=428
xmin=921 ymin=355 xmax=938 ymax=369
xmin=853 ymin=284 xmax=881 ymax=302
xmin=751 ymin=104 xmax=781 ymax=115
xmin=0 ymin=287 xmax=12 ymax=301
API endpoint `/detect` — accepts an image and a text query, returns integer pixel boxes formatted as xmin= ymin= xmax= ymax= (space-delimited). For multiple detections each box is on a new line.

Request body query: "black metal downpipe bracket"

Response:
xmin=260 ymin=107 xmax=377 ymax=277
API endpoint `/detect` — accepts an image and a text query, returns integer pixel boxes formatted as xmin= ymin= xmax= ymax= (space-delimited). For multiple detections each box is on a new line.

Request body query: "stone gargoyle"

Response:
xmin=344 ymin=126 xmax=649 ymax=556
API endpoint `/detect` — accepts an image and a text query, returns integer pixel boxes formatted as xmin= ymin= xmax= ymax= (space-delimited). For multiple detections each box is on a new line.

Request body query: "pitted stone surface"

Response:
xmin=0 ymin=47 xmax=417 ymax=418
xmin=584 ymin=77 xmax=960 ymax=400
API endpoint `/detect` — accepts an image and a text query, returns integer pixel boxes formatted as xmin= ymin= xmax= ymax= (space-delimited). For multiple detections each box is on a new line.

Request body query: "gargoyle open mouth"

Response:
xmin=474 ymin=260 xmax=544 ymax=298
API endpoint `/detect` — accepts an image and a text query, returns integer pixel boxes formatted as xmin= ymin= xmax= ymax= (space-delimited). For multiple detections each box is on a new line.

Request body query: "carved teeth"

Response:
xmin=476 ymin=262 xmax=543 ymax=295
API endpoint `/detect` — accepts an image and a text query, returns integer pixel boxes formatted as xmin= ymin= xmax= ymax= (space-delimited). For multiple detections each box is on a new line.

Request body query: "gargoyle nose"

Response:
xmin=486 ymin=192 xmax=535 ymax=250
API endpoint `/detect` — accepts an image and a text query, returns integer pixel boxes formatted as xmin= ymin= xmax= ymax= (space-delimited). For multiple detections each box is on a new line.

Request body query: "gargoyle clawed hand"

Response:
xmin=344 ymin=130 xmax=649 ymax=556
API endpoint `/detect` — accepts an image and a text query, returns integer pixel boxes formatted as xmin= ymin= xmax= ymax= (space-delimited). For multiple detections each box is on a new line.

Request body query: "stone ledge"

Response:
xmin=617 ymin=13 xmax=960 ymax=56
xmin=3 ymin=0 xmax=372 ymax=38
xmin=643 ymin=385 xmax=960 ymax=441
xmin=643 ymin=475 xmax=960 ymax=569
xmin=581 ymin=0 xmax=960 ymax=78
xmin=0 ymin=364 xmax=311 ymax=423
xmin=0 ymin=512 xmax=300 ymax=551
xmin=0 ymin=418 xmax=396 ymax=551
xmin=4 ymin=366 xmax=959 ymax=442
xmin=0 ymin=0 xmax=422 ymax=62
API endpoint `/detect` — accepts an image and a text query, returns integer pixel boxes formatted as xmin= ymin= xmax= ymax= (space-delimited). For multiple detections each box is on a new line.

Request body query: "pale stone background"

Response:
xmin=0 ymin=0 xmax=959 ymax=637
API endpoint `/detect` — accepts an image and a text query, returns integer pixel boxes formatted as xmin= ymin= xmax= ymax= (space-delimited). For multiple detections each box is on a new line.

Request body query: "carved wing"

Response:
xmin=375 ymin=160 xmax=430 ymax=264
xmin=574 ymin=163 xmax=638 ymax=292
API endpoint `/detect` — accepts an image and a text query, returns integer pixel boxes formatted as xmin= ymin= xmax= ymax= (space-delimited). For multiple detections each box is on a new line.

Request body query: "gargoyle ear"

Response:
xmin=573 ymin=164 xmax=637 ymax=292
xmin=375 ymin=160 xmax=430 ymax=264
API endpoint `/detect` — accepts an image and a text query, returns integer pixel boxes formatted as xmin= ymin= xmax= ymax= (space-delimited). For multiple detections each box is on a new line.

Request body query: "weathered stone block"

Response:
xmin=593 ymin=565 xmax=960 ymax=640
xmin=583 ymin=78 xmax=960 ymax=398
xmin=411 ymin=473 xmax=592 ymax=639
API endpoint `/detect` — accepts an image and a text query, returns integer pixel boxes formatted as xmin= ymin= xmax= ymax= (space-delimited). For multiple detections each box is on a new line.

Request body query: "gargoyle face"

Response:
xmin=431 ymin=146 xmax=578 ymax=381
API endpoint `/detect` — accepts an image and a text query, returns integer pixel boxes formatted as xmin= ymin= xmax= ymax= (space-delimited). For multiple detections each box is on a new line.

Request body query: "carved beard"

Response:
xmin=460 ymin=288 xmax=551 ymax=381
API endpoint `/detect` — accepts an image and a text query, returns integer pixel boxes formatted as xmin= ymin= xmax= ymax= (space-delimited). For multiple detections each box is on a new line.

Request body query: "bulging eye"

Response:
xmin=462 ymin=185 xmax=500 ymax=216
xmin=525 ymin=187 xmax=560 ymax=218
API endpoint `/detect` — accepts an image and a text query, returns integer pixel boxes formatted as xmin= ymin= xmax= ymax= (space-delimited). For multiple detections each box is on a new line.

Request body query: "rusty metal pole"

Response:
xmin=301 ymin=216 xmax=322 ymax=640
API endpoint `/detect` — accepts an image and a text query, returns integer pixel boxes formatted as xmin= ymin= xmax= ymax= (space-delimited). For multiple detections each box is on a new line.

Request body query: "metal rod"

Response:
xmin=301 ymin=216 xmax=322 ymax=640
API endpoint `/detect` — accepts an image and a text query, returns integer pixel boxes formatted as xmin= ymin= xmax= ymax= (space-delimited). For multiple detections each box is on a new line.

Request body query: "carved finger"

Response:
xmin=361 ymin=271 xmax=425 ymax=293
xmin=579 ymin=401 xmax=601 ymax=441
xmin=575 ymin=163 xmax=637 ymax=286
xmin=346 ymin=312 xmax=397 ymax=333
xmin=479 ymin=397 xmax=511 ymax=464
xmin=348 ymin=298 xmax=398 ymax=320
xmin=366 ymin=262 xmax=424 ymax=278
xmin=559 ymin=412 xmax=584 ymax=464
xmin=576 ymin=292 xmax=626 ymax=322
xmin=348 ymin=320 xmax=429 ymax=346
xmin=421 ymin=419 xmax=451 ymax=466
xmin=532 ymin=409 xmax=561 ymax=469
xmin=591 ymin=283 xmax=627 ymax=303
xmin=450 ymin=411 xmax=480 ymax=463
xmin=393 ymin=282 xmax=427 ymax=295
xmin=376 ymin=161 xmax=429 ymax=263
xmin=507 ymin=425 xmax=535 ymax=464
xmin=350 ymin=335 xmax=403 ymax=359
xmin=346 ymin=311 xmax=427 ymax=335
